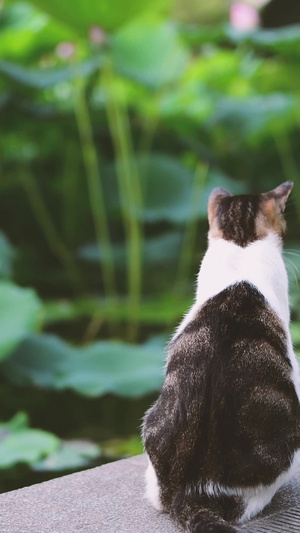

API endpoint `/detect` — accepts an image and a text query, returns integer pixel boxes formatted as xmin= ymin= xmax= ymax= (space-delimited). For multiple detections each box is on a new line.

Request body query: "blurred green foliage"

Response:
xmin=1 ymin=0 xmax=300 ymax=489
xmin=0 ymin=412 xmax=101 ymax=470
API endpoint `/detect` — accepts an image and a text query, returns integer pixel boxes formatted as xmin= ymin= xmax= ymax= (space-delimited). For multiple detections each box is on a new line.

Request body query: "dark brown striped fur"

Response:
xmin=216 ymin=195 xmax=260 ymax=247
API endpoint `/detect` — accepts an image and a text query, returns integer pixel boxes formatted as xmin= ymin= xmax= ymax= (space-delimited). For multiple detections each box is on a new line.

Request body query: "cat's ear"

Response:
xmin=262 ymin=181 xmax=293 ymax=214
xmin=208 ymin=187 xmax=232 ymax=225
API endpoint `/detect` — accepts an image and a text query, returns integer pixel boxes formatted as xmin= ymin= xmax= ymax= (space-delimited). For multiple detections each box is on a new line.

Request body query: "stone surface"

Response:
xmin=0 ymin=454 xmax=300 ymax=532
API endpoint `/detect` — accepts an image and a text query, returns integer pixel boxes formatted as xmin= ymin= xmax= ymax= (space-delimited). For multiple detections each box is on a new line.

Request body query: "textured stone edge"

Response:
xmin=0 ymin=455 xmax=300 ymax=533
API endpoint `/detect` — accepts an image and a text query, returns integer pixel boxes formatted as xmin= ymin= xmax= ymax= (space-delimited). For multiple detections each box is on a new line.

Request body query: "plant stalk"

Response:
xmin=102 ymin=61 xmax=143 ymax=341
xmin=19 ymin=167 xmax=82 ymax=295
xmin=73 ymin=77 xmax=118 ymax=306
xmin=174 ymin=162 xmax=208 ymax=298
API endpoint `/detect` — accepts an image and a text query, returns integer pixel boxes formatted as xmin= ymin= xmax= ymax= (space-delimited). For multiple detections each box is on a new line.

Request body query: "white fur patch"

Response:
xmin=173 ymin=232 xmax=290 ymax=337
xmin=184 ymin=449 xmax=300 ymax=524
xmin=196 ymin=232 xmax=290 ymax=327
xmin=239 ymin=449 xmax=300 ymax=523
xmin=145 ymin=457 xmax=163 ymax=510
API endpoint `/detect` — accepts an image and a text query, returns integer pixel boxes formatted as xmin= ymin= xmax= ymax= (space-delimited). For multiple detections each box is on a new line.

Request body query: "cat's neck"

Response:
xmin=196 ymin=232 xmax=290 ymax=327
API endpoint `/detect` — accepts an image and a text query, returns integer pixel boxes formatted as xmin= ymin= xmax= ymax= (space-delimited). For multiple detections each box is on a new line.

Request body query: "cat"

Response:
xmin=142 ymin=181 xmax=300 ymax=533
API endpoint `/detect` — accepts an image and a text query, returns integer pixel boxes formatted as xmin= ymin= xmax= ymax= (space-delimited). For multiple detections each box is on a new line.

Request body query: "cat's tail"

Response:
xmin=170 ymin=491 xmax=240 ymax=533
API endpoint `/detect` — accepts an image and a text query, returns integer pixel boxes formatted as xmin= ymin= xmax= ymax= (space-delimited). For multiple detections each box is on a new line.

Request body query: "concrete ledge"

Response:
xmin=0 ymin=454 xmax=300 ymax=532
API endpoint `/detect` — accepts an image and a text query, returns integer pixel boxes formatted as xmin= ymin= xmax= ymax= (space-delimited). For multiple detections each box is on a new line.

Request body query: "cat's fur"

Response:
xmin=142 ymin=182 xmax=300 ymax=533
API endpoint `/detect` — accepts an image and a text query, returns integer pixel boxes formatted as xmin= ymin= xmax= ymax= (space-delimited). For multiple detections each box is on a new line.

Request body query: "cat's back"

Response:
xmin=146 ymin=280 xmax=300 ymax=492
xmin=179 ymin=280 xmax=300 ymax=487
xmin=170 ymin=279 xmax=289 ymax=388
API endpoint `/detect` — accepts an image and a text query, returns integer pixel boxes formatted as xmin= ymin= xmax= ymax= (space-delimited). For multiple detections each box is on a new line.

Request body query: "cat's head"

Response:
xmin=208 ymin=181 xmax=293 ymax=247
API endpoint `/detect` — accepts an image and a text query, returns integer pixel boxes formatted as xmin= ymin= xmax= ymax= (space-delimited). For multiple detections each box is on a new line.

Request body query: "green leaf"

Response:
xmin=3 ymin=334 xmax=165 ymax=397
xmin=0 ymin=413 xmax=60 ymax=469
xmin=0 ymin=55 xmax=102 ymax=89
xmin=0 ymin=281 xmax=42 ymax=362
xmin=283 ymin=247 xmax=300 ymax=292
xmin=113 ymin=154 xmax=196 ymax=223
xmin=0 ymin=412 xmax=28 ymax=432
xmin=209 ymin=94 xmax=297 ymax=143
xmin=181 ymin=24 xmax=227 ymax=47
xmin=103 ymin=154 xmax=245 ymax=224
xmin=78 ymin=231 xmax=182 ymax=267
xmin=101 ymin=154 xmax=190 ymax=223
xmin=227 ymin=24 xmax=300 ymax=59
xmin=182 ymin=24 xmax=300 ymax=59
xmin=0 ymin=2 xmax=77 ymax=61
xmin=291 ymin=322 xmax=300 ymax=346
xmin=112 ymin=20 xmax=188 ymax=88
xmin=33 ymin=440 xmax=101 ymax=471
xmin=43 ymin=294 xmax=192 ymax=326
xmin=137 ymin=156 xmax=246 ymax=222
xmin=8 ymin=0 xmax=171 ymax=34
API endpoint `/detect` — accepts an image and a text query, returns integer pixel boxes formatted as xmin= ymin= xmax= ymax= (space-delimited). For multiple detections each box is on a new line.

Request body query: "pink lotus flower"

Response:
xmin=56 ymin=42 xmax=76 ymax=60
xmin=89 ymin=25 xmax=107 ymax=46
xmin=230 ymin=2 xmax=260 ymax=31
